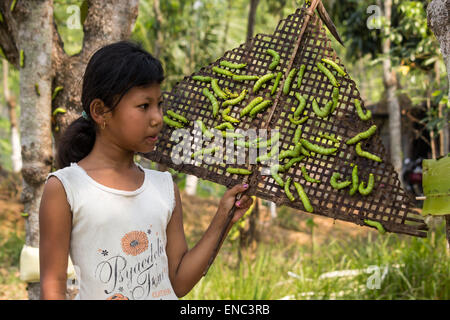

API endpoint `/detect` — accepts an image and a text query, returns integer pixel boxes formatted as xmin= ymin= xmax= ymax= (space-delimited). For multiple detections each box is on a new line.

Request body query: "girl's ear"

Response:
xmin=89 ymin=99 xmax=110 ymax=126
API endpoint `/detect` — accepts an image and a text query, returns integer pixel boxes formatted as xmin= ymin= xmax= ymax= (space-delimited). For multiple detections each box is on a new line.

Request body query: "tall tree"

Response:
xmin=0 ymin=0 xmax=139 ymax=299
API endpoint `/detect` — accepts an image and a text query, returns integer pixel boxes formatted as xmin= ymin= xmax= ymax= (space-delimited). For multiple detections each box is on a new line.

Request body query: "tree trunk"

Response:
xmin=246 ymin=0 xmax=260 ymax=42
xmin=15 ymin=0 xmax=54 ymax=300
xmin=382 ymin=0 xmax=403 ymax=180
xmin=2 ymin=59 xmax=22 ymax=173
xmin=152 ymin=0 xmax=164 ymax=59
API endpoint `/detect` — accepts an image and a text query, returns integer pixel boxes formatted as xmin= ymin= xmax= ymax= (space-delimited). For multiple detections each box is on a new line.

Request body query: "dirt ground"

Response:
xmin=0 ymin=179 xmax=369 ymax=300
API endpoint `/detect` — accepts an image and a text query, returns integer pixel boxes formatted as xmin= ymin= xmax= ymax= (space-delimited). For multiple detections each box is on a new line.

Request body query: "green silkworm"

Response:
xmin=293 ymin=126 xmax=303 ymax=144
xmin=346 ymin=125 xmax=378 ymax=145
xmin=222 ymin=108 xmax=240 ymax=123
xmin=284 ymin=177 xmax=295 ymax=202
xmin=196 ymin=119 xmax=214 ymax=139
xmin=191 ymin=146 xmax=220 ymax=159
xmin=294 ymin=93 xmax=307 ymax=118
xmin=52 ymin=107 xmax=66 ymax=117
xmin=212 ymin=66 xmax=235 ymax=77
xmin=211 ymin=79 xmax=229 ymax=100
xmin=257 ymin=144 xmax=279 ymax=163
xmin=223 ymin=89 xmax=247 ymax=108
xmin=330 ymin=172 xmax=352 ymax=189
xmin=293 ymin=181 xmax=314 ymax=213
xmin=270 ymin=164 xmax=285 ymax=187
xmin=320 ymin=133 xmax=340 ymax=145
xmin=288 ymin=115 xmax=309 ymax=125
xmin=52 ymin=86 xmax=64 ymax=100
xmin=203 ymin=88 xmax=220 ymax=118
xmin=364 ymin=219 xmax=386 ymax=234
xmin=35 ymin=83 xmax=40 ymax=96
xmin=279 ymin=143 xmax=302 ymax=160
xmin=355 ymin=99 xmax=372 ymax=121
xmin=271 ymin=72 xmax=283 ymax=96
xmin=20 ymin=50 xmax=24 ymax=68
xmin=226 ymin=167 xmax=252 ymax=175
xmin=0 ymin=12 xmax=3 ymax=23
xmin=255 ymin=131 xmax=280 ymax=149
xmin=297 ymin=64 xmax=306 ymax=87
xmin=349 ymin=165 xmax=359 ymax=196
xmin=249 ymin=100 xmax=272 ymax=118
xmin=316 ymin=62 xmax=339 ymax=87
xmin=312 ymin=98 xmax=333 ymax=118
xmin=266 ymin=49 xmax=280 ymax=70
xmin=10 ymin=0 xmax=17 ymax=12
xmin=240 ymin=97 xmax=264 ymax=117
xmin=300 ymin=145 xmax=311 ymax=157
xmin=215 ymin=122 xmax=234 ymax=130
xmin=355 ymin=142 xmax=382 ymax=162
xmin=224 ymin=88 xmax=239 ymax=98
xmin=220 ymin=61 xmax=247 ymax=69
xmin=321 ymin=58 xmax=347 ymax=77
xmin=301 ymin=166 xmax=321 ymax=183
xmin=253 ymin=73 xmax=277 ymax=94
xmin=221 ymin=130 xmax=244 ymax=139
xmin=164 ymin=115 xmax=184 ymax=128
xmin=283 ymin=68 xmax=298 ymax=95
xmin=300 ymin=138 xmax=337 ymax=156
xmin=330 ymin=87 xmax=340 ymax=113
xmin=359 ymin=173 xmax=375 ymax=196
xmin=233 ymin=74 xmax=259 ymax=82
xmin=282 ymin=156 xmax=305 ymax=172
xmin=166 ymin=110 xmax=189 ymax=124
xmin=193 ymin=75 xmax=212 ymax=82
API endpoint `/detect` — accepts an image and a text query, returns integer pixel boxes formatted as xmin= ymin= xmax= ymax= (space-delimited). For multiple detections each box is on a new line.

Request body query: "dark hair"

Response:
xmin=56 ymin=40 xmax=164 ymax=169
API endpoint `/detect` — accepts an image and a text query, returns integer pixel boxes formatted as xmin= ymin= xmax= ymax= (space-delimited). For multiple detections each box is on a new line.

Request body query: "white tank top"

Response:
xmin=45 ymin=162 xmax=178 ymax=300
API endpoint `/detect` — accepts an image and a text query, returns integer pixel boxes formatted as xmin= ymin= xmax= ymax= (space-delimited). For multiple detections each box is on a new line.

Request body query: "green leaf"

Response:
xmin=422 ymin=155 xmax=450 ymax=216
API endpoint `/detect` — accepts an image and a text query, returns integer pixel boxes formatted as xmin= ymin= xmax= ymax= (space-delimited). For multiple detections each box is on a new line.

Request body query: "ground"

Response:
xmin=0 ymin=175 xmax=369 ymax=300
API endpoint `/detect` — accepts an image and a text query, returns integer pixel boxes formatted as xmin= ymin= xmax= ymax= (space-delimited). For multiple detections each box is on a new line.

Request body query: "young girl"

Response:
xmin=39 ymin=41 xmax=253 ymax=300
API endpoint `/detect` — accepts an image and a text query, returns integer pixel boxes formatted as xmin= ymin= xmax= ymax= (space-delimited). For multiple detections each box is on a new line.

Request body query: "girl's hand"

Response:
xmin=217 ymin=184 xmax=253 ymax=223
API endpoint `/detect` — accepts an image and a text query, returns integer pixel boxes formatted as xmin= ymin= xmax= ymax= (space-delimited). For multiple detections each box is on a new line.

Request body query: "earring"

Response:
xmin=102 ymin=121 xmax=106 ymax=130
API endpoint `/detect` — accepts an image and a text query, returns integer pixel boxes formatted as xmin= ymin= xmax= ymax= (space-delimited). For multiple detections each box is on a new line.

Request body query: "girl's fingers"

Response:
xmin=227 ymin=183 xmax=249 ymax=197
xmin=235 ymin=195 xmax=253 ymax=208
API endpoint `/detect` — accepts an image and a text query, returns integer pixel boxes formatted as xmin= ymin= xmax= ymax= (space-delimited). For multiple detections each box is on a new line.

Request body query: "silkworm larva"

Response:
xmin=300 ymin=145 xmax=311 ymax=157
xmin=288 ymin=115 xmax=309 ymax=125
xmin=193 ymin=75 xmax=212 ymax=82
xmin=220 ymin=61 xmax=247 ymax=69
xmin=284 ymin=177 xmax=296 ymax=202
xmin=270 ymin=165 xmax=285 ymax=187
xmin=215 ymin=122 xmax=234 ymax=130
xmin=196 ymin=119 xmax=214 ymax=139
xmin=266 ymin=49 xmax=280 ymax=70
xmin=35 ymin=83 xmax=40 ymax=96
xmin=364 ymin=219 xmax=386 ymax=234
xmin=203 ymin=88 xmax=220 ymax=118
xmin=223 ymin=89 xmax=248 ymax=108
xmin=301 ymin=166 xmax=321 ymax=184
xmin=279 ymin=143 xmax=302 ymax=160
xmin=52 ymin=107 xmax=66 ymax=117
xmin=191 ymin=146 xmax=220 ymax=159
xmin=249 ymin=100 xmax=273 ymax=118
xmin=319 ymin=133 xmax=340 ymax=145
xmin=359 ymin=173 xmax=375 ymax=196
xmin=233 ymin=74 xmax=260 ymax=82
xmin=283 ymin=68 xmax=298 ymax=95
xmin=211 ymin=79 xmax=229 ymax=100
xmin=355 ymin=99 xmax=372 ymax=121
xmin=271 ymin=72 xmax=283 ymax=96
xmin=316 ymin=62 xmax=339 ymax=87
xmin=10 ymin=0 xmax=17 ymax=12
xmin=312 ymin=98 xmax=333 ymax=118
xmin=167 ymin=110 xmax=189 ymax=124
xmin=300 ymin=139 xmax=337 ymax=156
xmin=253 ymin=73 xmax=277 ymax=94
xmin=222 ymin=108 xmax=240 ymax=124
xmin=349 ymin=165 xmax=359 ymax=196
xmin=226 ymin=167 xmax=252 ymax=175
xmin=321 ymin=58 xmax=347 ymax=77
xmin=330 ymin=87 xmax=340 ymax=113
xmin=224 ymin=88 xmax=239 ymax=98
xmin=294 ymin=93 xmax=307 ymax=118
xmin=52 ymin=86 xmax=64 ymax=100
xmin=221 ymin=130 xmax=244 ymax=139
xmin=282 ymin=156 xmax=305 ymax=172
xmin=240 ymin=97 xmax=264 ymax=117
xmin=355 ymin=142 xmax=382 ymax=162
xmin=330 ymin=172 xmax=352 ymax=189
xmin=20 ymin=50 xmax=24 ymax=68
xmin=255 ymin=131 xmax=280 ymax=149
xmin=346 ymin=125 xmax=378 ymax=145
xmin=257 ymin=144 xmax=279 ymax=163
xmin=164 ymin=115 xmax=184 ymax=128
xmin=212 ymin=66 xmax=235 ymax=77
xmin=293 ymin=181 xmax=314 ymax=213
xmin=297 ymin=64 xmax=306 ymax=87
xmin=293 ymin=126 xmax=303 ymax=144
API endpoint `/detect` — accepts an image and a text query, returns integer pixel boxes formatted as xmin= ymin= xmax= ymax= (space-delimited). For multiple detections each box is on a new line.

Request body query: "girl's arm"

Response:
xmin=166 ymin=183 xmax=252 ymax=298
xmin=39 ymin=176 xmax=72 ymax=300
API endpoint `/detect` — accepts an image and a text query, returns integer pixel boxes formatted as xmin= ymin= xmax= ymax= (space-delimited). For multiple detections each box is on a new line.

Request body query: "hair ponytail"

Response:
xmin=55 ymin=40 xmax=164 ymax=169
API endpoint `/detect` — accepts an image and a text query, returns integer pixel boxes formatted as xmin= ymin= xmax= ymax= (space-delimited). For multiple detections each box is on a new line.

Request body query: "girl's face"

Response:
xmin=107 ymin=83 xmax=163 ymax=154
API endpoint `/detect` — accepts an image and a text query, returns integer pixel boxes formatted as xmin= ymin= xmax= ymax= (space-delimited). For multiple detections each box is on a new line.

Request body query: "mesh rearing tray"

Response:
xmin=143 ymin=6 xmax=428 ymax=238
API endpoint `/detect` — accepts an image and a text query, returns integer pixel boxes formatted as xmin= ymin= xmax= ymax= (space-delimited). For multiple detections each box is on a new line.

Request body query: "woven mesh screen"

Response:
xmin=142 ymin=7 xmax=428 ymax=238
